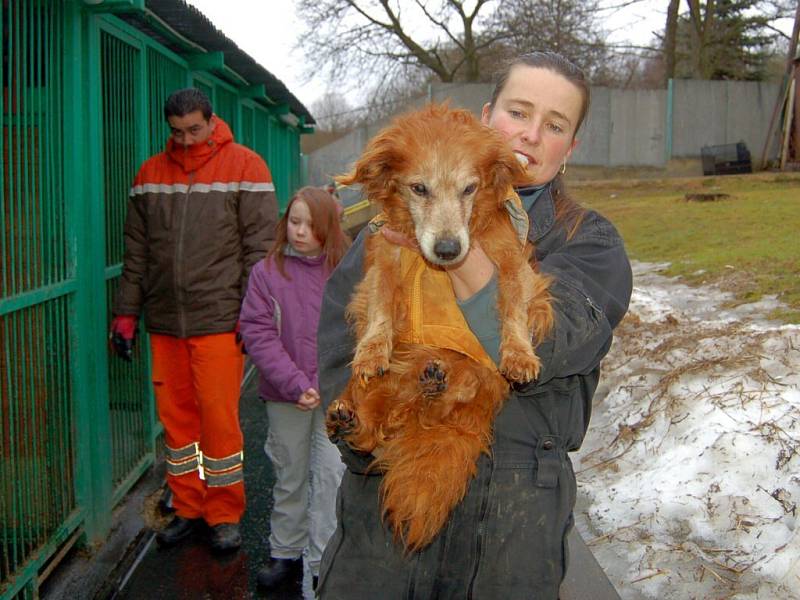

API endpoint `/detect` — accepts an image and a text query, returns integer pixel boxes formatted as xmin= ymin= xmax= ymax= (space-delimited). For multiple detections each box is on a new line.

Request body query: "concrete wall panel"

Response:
xmin=306 ymin=79 xmax=781 ymax=187
xmin=609 ymin=88 xmax=666 ymax=166
xmin=571 ymin=86 xmax=611 ymax=166
xmin=672 ymin=79 xmax=728 ymax=156
xmin=672 ymin=79 xmax=780 ymax=161
xmin=430 ymin=82 xmax=495 ymax=115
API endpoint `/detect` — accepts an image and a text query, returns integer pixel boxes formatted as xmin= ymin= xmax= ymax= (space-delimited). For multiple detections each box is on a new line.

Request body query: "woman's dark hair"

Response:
xmin=489 ymin=51 xmax=591 ymax=138
xmin=269 ymin=186 xmax=351 ymax=278
xmin=489 ymin=52 xmax=590 ymax=237
xmin=164 ymin=88 xmax=213 ymax=121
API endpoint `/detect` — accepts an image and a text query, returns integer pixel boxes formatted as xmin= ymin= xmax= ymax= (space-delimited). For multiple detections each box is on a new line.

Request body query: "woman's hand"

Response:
xmin=296 ymin=387 xmax=321 ymax=411
xmin=444 ymin=241 xmax=495 ymax=301
xmin=381 ymin=227 xmax=494 ymax=301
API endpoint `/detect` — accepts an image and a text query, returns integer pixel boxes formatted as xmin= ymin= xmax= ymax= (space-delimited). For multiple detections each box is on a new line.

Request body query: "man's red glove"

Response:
xmin=110 ymin=315 xmax=138 ymax=362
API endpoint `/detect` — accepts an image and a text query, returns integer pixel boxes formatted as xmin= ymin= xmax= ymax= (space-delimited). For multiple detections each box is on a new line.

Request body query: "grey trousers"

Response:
xmin=264 ymin=401 xmax=345 ymax=576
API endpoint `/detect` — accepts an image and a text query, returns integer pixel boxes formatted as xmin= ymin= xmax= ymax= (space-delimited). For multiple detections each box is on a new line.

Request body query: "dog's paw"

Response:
xmin=499 ymin=347 xmax=541 ymax=383
xmin=419 ymin=360 xmax=447 ymax=397
xmin=326 ymin=400 xmax=358 ymax=442
xmin=352 ymin=338 xmax=391 ymax=384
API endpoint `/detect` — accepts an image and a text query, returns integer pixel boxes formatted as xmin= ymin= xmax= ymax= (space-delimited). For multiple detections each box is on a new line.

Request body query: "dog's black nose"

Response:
xmin=434 ymin=238 xmax=461 ymax=261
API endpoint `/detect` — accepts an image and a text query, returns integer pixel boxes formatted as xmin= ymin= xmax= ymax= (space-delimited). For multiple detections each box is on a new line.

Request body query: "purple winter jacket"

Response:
xmin=239 ymin=249 xmax=329 ymax=403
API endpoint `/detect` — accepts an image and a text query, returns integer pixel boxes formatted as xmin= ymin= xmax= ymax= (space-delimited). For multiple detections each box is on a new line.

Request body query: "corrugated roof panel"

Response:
xmin=117 ymin=0 xmax=315 ymax=124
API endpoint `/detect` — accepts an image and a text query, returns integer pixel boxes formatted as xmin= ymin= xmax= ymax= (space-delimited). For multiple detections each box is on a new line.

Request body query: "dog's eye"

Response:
xmin=463 ymin=183 xmax=477 ymax=196
xmin=410 ymin=183 xmax=428 ymax=197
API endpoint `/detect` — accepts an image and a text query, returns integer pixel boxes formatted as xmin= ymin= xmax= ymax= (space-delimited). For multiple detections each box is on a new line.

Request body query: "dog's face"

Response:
xmin=398 ymin=144 xmax=481 ymax=265
xmin=338 ymin=104 xmax=527 ymax=266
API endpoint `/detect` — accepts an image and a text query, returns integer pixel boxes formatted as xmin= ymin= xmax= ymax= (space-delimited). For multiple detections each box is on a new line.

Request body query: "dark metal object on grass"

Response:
xmin=701 ymin=142 xmax=753 ymax=176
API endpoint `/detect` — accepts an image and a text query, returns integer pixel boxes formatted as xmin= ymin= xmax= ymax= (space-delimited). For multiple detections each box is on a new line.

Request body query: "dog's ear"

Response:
xmin=336 ymin=130 xmax=406 ymax=204
xmin=483 ymin=136 xmax=528 ymax=204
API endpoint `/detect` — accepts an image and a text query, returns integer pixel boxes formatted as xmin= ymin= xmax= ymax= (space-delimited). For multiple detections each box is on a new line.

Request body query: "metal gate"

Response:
xmin=1 ymin=2 xmax=77 ymax=599
xmin=99 ymin=24 xmax=157 ymax=498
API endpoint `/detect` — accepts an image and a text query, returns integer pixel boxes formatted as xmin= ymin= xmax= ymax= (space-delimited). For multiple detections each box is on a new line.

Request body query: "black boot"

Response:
xmin=256 ymin=557 xmax=303 ymax=589
xmin=156 ymin=515 xmax=202 ymax=547
xmin=209 ymin=523 xmax=241 ymax=553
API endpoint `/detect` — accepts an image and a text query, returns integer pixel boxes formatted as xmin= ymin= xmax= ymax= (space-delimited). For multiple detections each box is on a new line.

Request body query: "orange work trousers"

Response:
xmin=150 ymin=332 xmax=245 ymax=525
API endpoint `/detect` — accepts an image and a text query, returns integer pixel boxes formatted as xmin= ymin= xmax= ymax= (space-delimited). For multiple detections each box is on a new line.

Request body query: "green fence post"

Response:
xmin=666 ymin=78 xmax=674 ymax=163
xmin=135 ymin=25 xmax=157 ymax=465
xmin=66 ymin=8 xmax=114 ymax=543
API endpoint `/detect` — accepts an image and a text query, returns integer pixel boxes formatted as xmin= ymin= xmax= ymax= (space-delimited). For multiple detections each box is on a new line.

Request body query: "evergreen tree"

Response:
xmin=678 ymin=0 xmax=778 ymax=80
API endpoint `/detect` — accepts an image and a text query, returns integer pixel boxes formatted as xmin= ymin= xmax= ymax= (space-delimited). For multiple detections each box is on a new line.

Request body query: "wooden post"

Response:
xmin=793 ymin=60 xmax=800 ymax=164
xmin=780 ymin=73 xmax=796 ymax=170
xmin=759 ymin=1 xmax=800 ymax=169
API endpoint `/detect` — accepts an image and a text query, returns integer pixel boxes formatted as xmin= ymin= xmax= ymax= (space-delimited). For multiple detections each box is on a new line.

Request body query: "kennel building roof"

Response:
xmin=117 ymin=0 xmax=315 ymax=125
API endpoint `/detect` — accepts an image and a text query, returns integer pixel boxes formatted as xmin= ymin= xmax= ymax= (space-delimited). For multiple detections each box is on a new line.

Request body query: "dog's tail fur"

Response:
xmin=371 ymin=350 xmax=509 ymax=553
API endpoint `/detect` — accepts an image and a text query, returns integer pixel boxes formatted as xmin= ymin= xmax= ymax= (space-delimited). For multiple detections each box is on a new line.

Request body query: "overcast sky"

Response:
xmin=183 ymin=0 xmax=791 ymax=113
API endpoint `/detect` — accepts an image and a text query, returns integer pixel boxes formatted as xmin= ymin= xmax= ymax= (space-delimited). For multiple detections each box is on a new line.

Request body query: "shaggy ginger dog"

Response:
xmin=327 ymin=103 xmax=553 ymax=552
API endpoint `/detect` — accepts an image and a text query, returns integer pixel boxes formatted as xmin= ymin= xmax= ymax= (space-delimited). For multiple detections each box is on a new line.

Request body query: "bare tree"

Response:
xmin=663 ymin=0 xmax=681 ymax=83
xmin=488 ymin=0 xmax=611 ymax=79
xmin=310 ymin=91 xmax=359 ymax=131
xmin=685 ymin=0 xmax=716 ymax=78
xmin=295 ymin=0 xmax=503 ymax=96
xmin=759 ymin=0 xmax=799 ymax=44
xmin=680 ymin=0 xmax=781 ymax=80
xmin=644 ymin=0 xmax=791 ymax=84
xmin=295 ymin=0 xmax=632 ymax=98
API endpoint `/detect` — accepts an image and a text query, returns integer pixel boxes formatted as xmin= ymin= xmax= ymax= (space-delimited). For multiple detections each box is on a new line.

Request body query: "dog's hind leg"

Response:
xmin=327 ymin=373 xmax=402 ymax=454
xmin=378 ymin=421 xmax=485 ymax=552
xmin=377 ymin=361 xmax=507 ymax=551
xmin=418 ymin=360 xmax=448 ymax=397
xmin=326 ymin=396 xmax=357 ymax=443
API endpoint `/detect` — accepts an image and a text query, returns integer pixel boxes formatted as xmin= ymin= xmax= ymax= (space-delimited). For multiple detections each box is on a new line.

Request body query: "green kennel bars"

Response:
xmin=0 ymin=2 xmax=311 ymax=597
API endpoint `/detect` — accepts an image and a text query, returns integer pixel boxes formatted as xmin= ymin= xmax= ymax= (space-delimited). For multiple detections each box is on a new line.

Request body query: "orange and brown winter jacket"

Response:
xmin=113 ymin=117 xmax=278 ymax=338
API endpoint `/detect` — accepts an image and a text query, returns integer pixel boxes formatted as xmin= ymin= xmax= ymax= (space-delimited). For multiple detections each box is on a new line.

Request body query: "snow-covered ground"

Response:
xmin=575 ymin=262 xmax=800 ymax=600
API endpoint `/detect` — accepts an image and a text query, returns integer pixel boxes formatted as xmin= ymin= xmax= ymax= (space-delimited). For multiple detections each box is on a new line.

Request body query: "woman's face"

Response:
xmin=287 ymin=199 xmax=322 ymax=256
xmin=482 ymin=65 xmax=583 ymax=185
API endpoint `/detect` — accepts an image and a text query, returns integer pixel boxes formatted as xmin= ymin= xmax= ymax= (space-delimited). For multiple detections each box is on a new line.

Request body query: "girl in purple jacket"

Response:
xmin=239 ymin=186 xmax=350 ymax=592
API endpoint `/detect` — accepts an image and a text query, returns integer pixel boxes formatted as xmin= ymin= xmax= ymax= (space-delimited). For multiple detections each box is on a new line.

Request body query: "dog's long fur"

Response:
xmin=327 ymin=104 xmax=554 ymax=552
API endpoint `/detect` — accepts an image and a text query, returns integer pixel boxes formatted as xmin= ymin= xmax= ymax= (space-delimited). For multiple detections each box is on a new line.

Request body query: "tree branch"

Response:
xmin=376 ymin=0 xmax=452 ymax=79
xmin=413 ymin=0 xmax=464 ymax=50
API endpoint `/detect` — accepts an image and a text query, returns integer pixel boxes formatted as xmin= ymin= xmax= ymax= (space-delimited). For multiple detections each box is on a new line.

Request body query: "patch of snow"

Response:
xmin=575 ymin=261 xmax=800 ymax=599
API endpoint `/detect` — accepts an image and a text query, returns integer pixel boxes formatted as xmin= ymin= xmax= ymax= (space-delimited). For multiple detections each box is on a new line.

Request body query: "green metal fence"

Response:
xmin=1 ymin=3 xmax=78 ymax=598
xmin=148 ymin=46 xmax=188 ymax=155
xmin=215 ymin=84 xmax=239 ymax=136
xmin=1 ymin=2 xmax=308 ymax=597
xmin=99 ymin=25 xmax=154 ymax=492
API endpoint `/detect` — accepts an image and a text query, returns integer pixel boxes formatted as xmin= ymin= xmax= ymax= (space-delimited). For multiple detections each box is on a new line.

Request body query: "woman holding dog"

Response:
xmin=316 ymin=52 xmax=632 ymax=599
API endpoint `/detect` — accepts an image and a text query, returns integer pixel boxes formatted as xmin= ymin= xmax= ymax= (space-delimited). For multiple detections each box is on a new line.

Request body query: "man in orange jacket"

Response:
xmin=110 ymin=88 xmax=277 ymax=553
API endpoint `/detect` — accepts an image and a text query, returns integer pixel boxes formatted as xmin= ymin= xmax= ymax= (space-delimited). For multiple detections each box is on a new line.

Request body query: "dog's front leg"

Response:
xmin=350 ymin=241 xmax=399 ymax=384
xmin=493 ymin=244 xmax=550 ymax=383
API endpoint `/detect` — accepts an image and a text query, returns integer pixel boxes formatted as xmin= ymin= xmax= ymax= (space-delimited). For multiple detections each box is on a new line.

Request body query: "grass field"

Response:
xmin=570 ymin=171 xmax=800 ymax=323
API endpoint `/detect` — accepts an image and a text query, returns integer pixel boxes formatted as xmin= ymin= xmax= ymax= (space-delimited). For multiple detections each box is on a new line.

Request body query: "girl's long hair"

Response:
xmin=268 ymin=186 xmax=351 ymax=278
